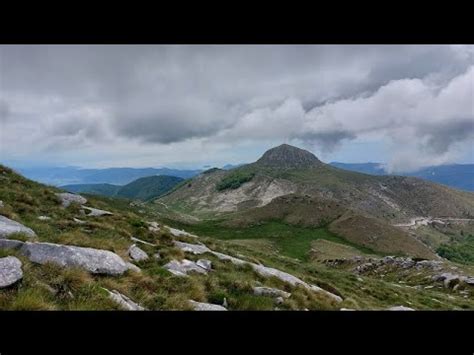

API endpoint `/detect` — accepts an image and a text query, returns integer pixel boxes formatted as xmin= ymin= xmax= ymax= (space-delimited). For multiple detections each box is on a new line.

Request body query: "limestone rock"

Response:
xmin=37 ymin=216 xmax=51 ymax=221
xmin=0 ymin=216 xmax=36 ymax=239
xmin=0 ymin=200 xmax=4 ymax=208
xmin=147 ymin=222 xmax=160 ymax=233
xmin=20 ymin=242 xmax=128 ymax=275
xmin=253 ymin=286 xmax=291 ymax=299
xmin=163 ymin=259 xmax=208 ymax=276
xmin=196 ymin=259 xmax=212 ymax=271
xmin=103 ymin=288 xmax=145 ymax=311
xmin=128 ymin=244 xmax=149 ymax=261
xmin=82 ymin=206 xmax=113 ymax=217
xmin=153 ymin=252 xmax=161 ymax=260
xmin=56 ymin=192 xmax=87 ymax=208
xmin=0 ymin=256 xmax=23 ymax=288
xmin=189 ymin=300 xmax=227 ymax=311
xmin=167 ymin=227 xmax=198 ymax=238
xmin=126 ymin=262 xmax=141 ymax=273
xmin=73 ymin=218 xmax=86 ymax=224
xmin=174 ymin=241 xmax=211 ymax=255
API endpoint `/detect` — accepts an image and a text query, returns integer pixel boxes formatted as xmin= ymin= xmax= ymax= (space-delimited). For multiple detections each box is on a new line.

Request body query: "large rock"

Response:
xmin=82 ymin=206 xmax=113 ymax=217
xmin=20 ymin=242 xmax=128 ymax=275
xmin=174 ymin=241 xmax=211 ymax=255
xmin=253 ymin=286 xmax=291 ymax=299
xmin=196 ymin=259 xmax=212 ymax=271
xmin=56 ymin=192 xmax=87 ymax=208
xmin=0 ymin=216 xmax=36 ymax=239
xmin=103 ymin=288 xmax=145 ymax=311
xmin=128 ymin=244 xmax=149 ymax=261
xmin=0 ymin=239 xmax=25 ymax=250
xmin=163 ymin=259 xmax=208 ymax=276
xmin=189 ymin=300 xmax=227 ymax=311
xmin=0 ymin=256 xmax=23 ymax=288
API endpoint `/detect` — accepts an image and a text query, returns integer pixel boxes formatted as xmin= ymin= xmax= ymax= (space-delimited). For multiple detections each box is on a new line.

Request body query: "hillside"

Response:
xmin=61 ymin=183 xmax=121 ymax=197
xmin=159 ymin=144 xmax=474 ymax=222
xmin=2 ymin=164 xmax=474 ymax=310
xmin=62 ymin=175 xmax=184 ymax=201
xmin=330 ymin=162 xmax=474 ymax=192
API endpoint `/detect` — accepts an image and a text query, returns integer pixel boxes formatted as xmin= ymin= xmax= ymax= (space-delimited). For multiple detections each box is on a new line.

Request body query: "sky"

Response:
xmin=0 ymin=45 xmax=473 ymax=172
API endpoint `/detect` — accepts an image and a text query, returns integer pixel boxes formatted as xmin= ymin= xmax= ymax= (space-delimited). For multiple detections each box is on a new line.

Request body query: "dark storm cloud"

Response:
xmin=0 ymin=45 xmax=472 ymax=170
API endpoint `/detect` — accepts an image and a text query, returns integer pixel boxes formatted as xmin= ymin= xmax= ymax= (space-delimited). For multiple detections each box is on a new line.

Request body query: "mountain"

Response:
xmin=115 ymin=175 xmax=184 ymax=201
xmin=60 ymin=183 xmax=121 ymax=197
xmin=61 ymin=175 xmax=184 ymax=201
xmin=330 ymin=162 xmax=474 ymax=192
xmin=157 ymin=144 xmax=474 ymax=257
xmin=12 ymin=166 xmax=201 ymax=186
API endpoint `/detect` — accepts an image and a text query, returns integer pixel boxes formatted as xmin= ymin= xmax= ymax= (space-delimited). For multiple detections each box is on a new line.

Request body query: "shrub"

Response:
xmin=216 ymin=171 xmax=255 ymax=191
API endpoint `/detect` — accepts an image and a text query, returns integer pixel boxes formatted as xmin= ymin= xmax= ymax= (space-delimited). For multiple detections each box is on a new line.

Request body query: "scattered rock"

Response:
xmin=0 ymin=200 xmax=3 ymax=208
xmin=128 ymin=244 xmax=149 ymax=261
xmin=340 ymin=308 xmax=356 ymax=311
xmin=103 ymin=288 xmax=145 ymax=311
xmin=153 ymin=252 xmax=161 ymax=260
xmin=189 ymin=300 xmax=227 ymax=311
xmin=56 ymin=192 xmax=87 ymax=208
xmin=465 ymin=278 xmax=474 ymax=286
xmin=223 ymin=297 xmax=228 ymax=308
xmin=0 ymin=256 xmax=23 ymax=288
xmin=0 ymin=215 xmax=37 ymax=238
xmin=37 ymin=216 xmax=51 ymax=221
xmin=0 ymin=239 xmax=25 ymax=250
xmin=163 ymin=259 xmax=208 ymax=276
xmin=253 ymin=286 xmax=291 ymax=299
xmin=174 ymin=241 xmax=211 ymax=255
xmin=167 ymin=227 xmax=198 ymax=238
xmin=147 ymin=222 xmax=160 ymax=233
xmin=73 ymin=218 xmax=86 ymax=224
xmin=196 ymin=259 xmax=212 ymax=271
xmin=131 ymin=236 xmax=155 ymax=247
xmin=126 ymin=262 xmax=141 ymax=273
xmin=275 ymin=296 xmax=285 ymax=305
xmin=211 ymin=251 xmax=247 ymax=266
xmin=82 ymin=206 xmax=113 ymax=217
xmin=387 ymin=306 xmax=415 ymax=311
xmin=20 ymin=242 xmax=129 ymax=275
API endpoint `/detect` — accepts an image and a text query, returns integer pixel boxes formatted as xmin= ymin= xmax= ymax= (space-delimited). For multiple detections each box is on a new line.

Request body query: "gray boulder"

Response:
xmin=20 ymin=242 xmax=128 ymax=275
xmin=174 ymin=241 xmax=211 ymax=255
xmin=82 ymin=206 xmax=113 ymax=217
xmin=0 ymin=239 xmax=25 ymax=250
xmin=103 ymin=288 xmax=145 ymax=311
xmin=196 ymin=259 xmax=212 ymax=271
xmin=253 ymin=286 xmax=291 ymax=299
xmin=0 ymin=256 xmax=23 ymax=288
xmin=56 ymin=192 xmax=87 ymax=208
xmin=0 ymin=216 xmax=36 ymax=238
xmin=163 ymin=259 xmax=208 ymax=276
xmin=189 ymin=300 xmax=227 ymax=311
xmin=128 ymin=244 xmax=149 ymax=261
xmin=126 ymin=262 xmax=141 ymax=273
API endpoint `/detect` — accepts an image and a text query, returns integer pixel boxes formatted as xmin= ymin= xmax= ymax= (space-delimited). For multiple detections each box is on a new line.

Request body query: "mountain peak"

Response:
xmin=255 ymin=144 xmax=322 ymax=168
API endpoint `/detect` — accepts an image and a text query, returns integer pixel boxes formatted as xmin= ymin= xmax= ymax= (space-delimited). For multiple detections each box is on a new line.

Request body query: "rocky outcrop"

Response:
xmin=82 ymin=206 xmax=113 ymax=217
xmin=20 ymin=242 xmax=129 ymax=275
xmin=128 ymin=244 xmax=148 ymax=261
xmin=163 ymin=259 xmax=208 ymax=276
xmin=253 ymin=286 xmax=291 ymax=299
xmin=103 ymin=288 xmax=145 ymax=310
xmin=0 ymin=239 xmax=25 ymax=250
xmin=0 ymin=216 xmax=36 ymax=238
xmin=56 ymin=192 xmax=87 ymax=208
xmin=196 ymin=259 xmax=212 ymax=271
xmin=189 ymin=300 xmax=227 ymax=311
xmin=0 ymin=256 xmax=23 ymax=288
xmin=174 ymin=241 xmax=211 ymax=255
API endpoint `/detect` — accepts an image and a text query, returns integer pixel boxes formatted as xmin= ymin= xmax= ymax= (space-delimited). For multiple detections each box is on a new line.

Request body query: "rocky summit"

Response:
xmin=255 ymin=144 xmax=322 ymax=168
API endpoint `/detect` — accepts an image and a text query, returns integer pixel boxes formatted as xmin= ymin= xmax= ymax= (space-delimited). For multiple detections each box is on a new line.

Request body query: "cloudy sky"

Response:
xmin=0 ymin=45 xmax=473 ymax=172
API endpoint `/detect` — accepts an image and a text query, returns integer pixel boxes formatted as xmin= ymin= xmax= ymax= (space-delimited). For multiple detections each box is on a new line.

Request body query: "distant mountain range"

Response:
xmin=61 ymin=175 xmax=184 ymax=201
xmin=329 ymin=162 xmax=474 ymax=192
xmin=12 ymin=166 xmax=201 ymax=186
